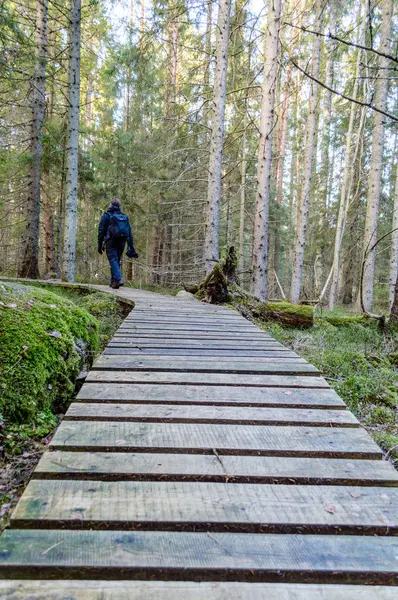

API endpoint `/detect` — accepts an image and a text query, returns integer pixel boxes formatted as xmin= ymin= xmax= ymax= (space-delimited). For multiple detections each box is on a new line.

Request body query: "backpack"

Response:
xmin=108 ymin=212 xmax=130 ymax=239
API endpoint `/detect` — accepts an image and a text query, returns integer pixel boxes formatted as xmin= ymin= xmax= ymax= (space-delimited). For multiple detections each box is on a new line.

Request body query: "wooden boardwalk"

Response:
xmin=1 ymin=287 xmax=398 ymax=598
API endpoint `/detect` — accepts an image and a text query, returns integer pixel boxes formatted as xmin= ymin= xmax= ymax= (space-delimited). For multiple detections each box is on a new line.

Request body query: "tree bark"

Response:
xmin=62 ymin=0 xmax=82 ymax=282
xmin=390 ymin=270 xmax=398 ymax=323
xmin=19 ymin=0 xmax=48 ymax=278
xmin=329 ymin=4 xmax=364 ymax=309
xmin=361 ymin=0 xmax=393 ymax=311
xmin=389 ymin=161 xmax=398 ymax=309
xmin=238 ymin=113 xmax=247 ymax=277
xmin=203 ymin=0 xmax=232 ymax=274
xmin=290 ymin=0 xmax=324 ymax=304
xmin=251 ymin=0 xmax=282 ymax=300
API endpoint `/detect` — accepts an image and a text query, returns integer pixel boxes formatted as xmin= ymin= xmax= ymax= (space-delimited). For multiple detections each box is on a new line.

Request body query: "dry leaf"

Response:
xmin=284 ymin=391 xmax=293 ymax=396
xmin=48 ymin=331 xmax=62 ymax=338
xmin=324 ymin=504 xmax=336 ymax=514
xmin=5 ymin=303 xmax=17 ymax=309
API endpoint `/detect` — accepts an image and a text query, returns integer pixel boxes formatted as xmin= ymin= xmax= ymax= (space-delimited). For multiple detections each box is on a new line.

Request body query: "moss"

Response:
xmin=79 ymin=292 xmax=127 ymax=350
xmin=263 ymin=302 xmax=313 ymax=318
xmin=323 ymin=315 xmax=373 ymax=327
xmin=0 ymin=282 xmax=99 ymax=424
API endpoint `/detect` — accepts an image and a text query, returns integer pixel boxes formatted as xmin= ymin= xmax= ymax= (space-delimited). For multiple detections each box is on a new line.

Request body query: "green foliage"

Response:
xmin=0 ymin=282 xmax=99 ymax=424
xmin=373 ymin=434 xmax=398 ymax=464
xmin=367 ymin=407 xmax=396 ymax=426
xmin=263 ymin=320 xmax=398 ymax=415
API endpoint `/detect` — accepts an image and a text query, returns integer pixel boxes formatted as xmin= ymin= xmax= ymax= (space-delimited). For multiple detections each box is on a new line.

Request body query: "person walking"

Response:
xmin=98 ymin=198 xmax=138 ymax=288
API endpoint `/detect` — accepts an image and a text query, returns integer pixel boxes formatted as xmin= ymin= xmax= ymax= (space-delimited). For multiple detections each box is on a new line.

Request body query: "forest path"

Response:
xmin=1 ymin=286 xmax=398 ymax=598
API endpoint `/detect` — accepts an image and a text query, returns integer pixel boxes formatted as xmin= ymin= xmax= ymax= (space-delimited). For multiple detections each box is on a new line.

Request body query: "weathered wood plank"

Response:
xmin=11 ymin=479 xmax=398 ymax=534
xmin=1 ymin=581 xmax=397 ymax=600
xmin=124 ymin=318 xmax=253 ymax=326
xmin=118 ymin=324 xmax=259 ymax=332
xmin=85 ymin=372 xmax=329 ymax=387
xmin=77 ymin=383 xmax=342 ymax=408
xmin=92 ymin=356 xmax=318 ymax=376
xmin=0 ymin=529 xmax=397 ymax=583
xmin=104 ymin=348 xmax=296 ymax=358
xmin=110 ymin=337 xmax=280 ymax=348
xmin=50 ymin=421 xmax=382 ymax=458
xmin=98 ymin=354 xmax=304 ymax=364
xmin=116 ymin=331 xmax=269 ymax=339
xmin=65 ymin=403 xmax=357 ymax=427
xmin=35 ymin=451 xmax=398 ymax=486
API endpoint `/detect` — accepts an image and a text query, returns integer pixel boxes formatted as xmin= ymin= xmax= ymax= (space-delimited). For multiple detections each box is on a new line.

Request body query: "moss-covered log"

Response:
xmin=252 ymin=301 xmax=314 ymax=328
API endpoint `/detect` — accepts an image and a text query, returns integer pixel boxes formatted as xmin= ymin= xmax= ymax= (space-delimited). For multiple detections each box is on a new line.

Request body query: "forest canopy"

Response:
xmin=0 ymin=0 xmax=397 ymax=313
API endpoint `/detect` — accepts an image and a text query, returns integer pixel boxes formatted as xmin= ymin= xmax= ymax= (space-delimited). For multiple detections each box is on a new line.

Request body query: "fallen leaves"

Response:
xmin=324 ymin=504 xmax=336 ymax=514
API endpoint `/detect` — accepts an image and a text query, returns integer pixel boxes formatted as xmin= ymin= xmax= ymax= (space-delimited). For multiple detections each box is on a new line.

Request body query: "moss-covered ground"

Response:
xmin=258 ymin=316 xmax=398 ymax=464
xmin=0 ymin=282 xmax=128 ymax=530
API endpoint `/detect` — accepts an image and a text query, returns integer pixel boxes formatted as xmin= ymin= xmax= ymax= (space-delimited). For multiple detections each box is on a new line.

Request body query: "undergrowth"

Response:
xmin=259 ymin=317 xmax=398 ymax=462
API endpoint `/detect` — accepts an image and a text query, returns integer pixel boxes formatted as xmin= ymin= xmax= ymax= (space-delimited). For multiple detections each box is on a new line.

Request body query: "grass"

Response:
xmin=258 ymin=315 xmax=398 ymax=463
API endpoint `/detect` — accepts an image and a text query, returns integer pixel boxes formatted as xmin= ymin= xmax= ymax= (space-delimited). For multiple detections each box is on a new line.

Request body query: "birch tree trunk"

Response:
xmin=251 ymin=0 xmax=282 ymax=300
xmin=203 ymin=0 xmax=232 ymax=274
xmin=390 ymin=161 xmax=398 ymax=309
xmin=62 ymin=0 xmax=82 ymax=282
xmin=361 ymin=0 xmax=393 ymax=312
xmin=290 ymin=0 xmax=324 ymax=304
xmin=19 ymin=0 xmax=48 ymax=278
xmin=328 ymin=5 xmax=364 ymax=309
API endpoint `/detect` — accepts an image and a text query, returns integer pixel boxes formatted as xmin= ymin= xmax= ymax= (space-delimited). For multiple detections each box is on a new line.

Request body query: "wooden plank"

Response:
xmin=50 ymin=421 xmax=382 ymax=458
xmin=113 ymin=334 xmax=274 ymax=341
xmin=1 ymin=582 xmax=397 ymax=600
xmin=118 ymin=324 xmax=259 ymax=332
xmin=65 ymin=403 xmax=358 ymax=427
xmin=11 ymin=479 xmax=398 ymax=534
xmin=77 ymin=383 xmax=343 ymax=407
xmin=99 ymin=352 xmax=303 ymax=362
xmin=92 ymin=356 xmax=318 ymax=376
xmin=104 ymin=348 xmax=296 ymax=358
xmin=125 ymin=317 xmax=252 ymax=326
xmin=0 ymin=529 xmax=398 ymax=583
xmin=116 ymin=330 xmax=273 ymax=338
xmin=85 ymin=372 xmax=329 ymax=387
xmin=35 ymin=451 xmax=398 ymax=486
xmin=109 ymin=337 xmax=281 ymax=348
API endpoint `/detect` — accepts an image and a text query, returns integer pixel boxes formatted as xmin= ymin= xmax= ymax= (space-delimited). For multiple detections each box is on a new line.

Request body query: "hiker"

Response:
xmin=98 ymin=198 xmax=138 ymax=289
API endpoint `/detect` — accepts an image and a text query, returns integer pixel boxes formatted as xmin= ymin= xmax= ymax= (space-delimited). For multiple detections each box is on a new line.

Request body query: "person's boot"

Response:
xmin=110 ymin=281 xmax=120 ymax=289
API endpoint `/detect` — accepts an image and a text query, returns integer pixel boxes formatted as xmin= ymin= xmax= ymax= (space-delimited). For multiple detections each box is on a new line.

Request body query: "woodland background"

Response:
xmin=0 ymin=0 xmax=397 ymax=312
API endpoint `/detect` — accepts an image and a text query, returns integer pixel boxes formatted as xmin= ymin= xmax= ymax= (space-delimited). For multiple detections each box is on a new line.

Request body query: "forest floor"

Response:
xmin=0 ymin=282 xmax=129 ymax=532
xmin=259 ymin=313 xmax=398 ymax=464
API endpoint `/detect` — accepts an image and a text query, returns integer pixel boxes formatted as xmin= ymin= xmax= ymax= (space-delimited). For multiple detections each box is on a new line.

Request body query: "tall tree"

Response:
xmin=19 ymin=0 xmax=49 ymax=278
xmin=290 ymin=0 xmax=324 ymax=304
xmin=203 ymin=0 xmax=232 ymax=274
xmin=62 ymin=0 xmax=82 ymax=282
xmin=361 ymin=0 xmax=393 ymax=311
xmin=390 ymin=161 xmax=398 ymax=310
xmin=251 ymin=0 xmax=282 ymax=299
xmin=329 ymin=3 xmax=364 ymax=309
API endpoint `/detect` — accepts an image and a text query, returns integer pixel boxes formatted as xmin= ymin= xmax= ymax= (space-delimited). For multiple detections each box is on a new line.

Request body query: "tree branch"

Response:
xmin=284 ymin=22 xmax=398 ymax=64
xmin=289 ymin=58 xmax=398 ymax=122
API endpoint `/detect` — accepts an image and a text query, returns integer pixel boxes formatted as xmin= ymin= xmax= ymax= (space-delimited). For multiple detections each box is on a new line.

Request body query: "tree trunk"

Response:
xmin=238 ymin=113 xmax=247 ymax=278
xmin=62 ymin=0 xmax=82 ymax=282
xmin=390 ymin=270 xmax=398 ymax=324
xmin=19 ymin=0 xmax=48 ymax=278
xmin=251 ymin=0 xmax=282 ymax=300
xmin=290 ymin=0 xmax=324 ymax=304
xmin=361 ymin=0 xmax=393 ymax=312
xmin=329 ymin=4 xmax=364 ymax=309
xmin=203 ymin=0 xmax=232 ymax=274
xmin=389 ymin=161 xmax=398 ymax=309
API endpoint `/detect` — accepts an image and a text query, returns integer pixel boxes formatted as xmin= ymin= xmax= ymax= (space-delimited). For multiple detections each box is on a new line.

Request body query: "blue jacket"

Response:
xmin=98 ymin=206 xmax=135 ymax=251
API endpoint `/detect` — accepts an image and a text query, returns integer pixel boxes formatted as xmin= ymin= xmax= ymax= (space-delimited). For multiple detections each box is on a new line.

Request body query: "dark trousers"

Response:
xmin=105 ymin=238 xmax=126 ymax=283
